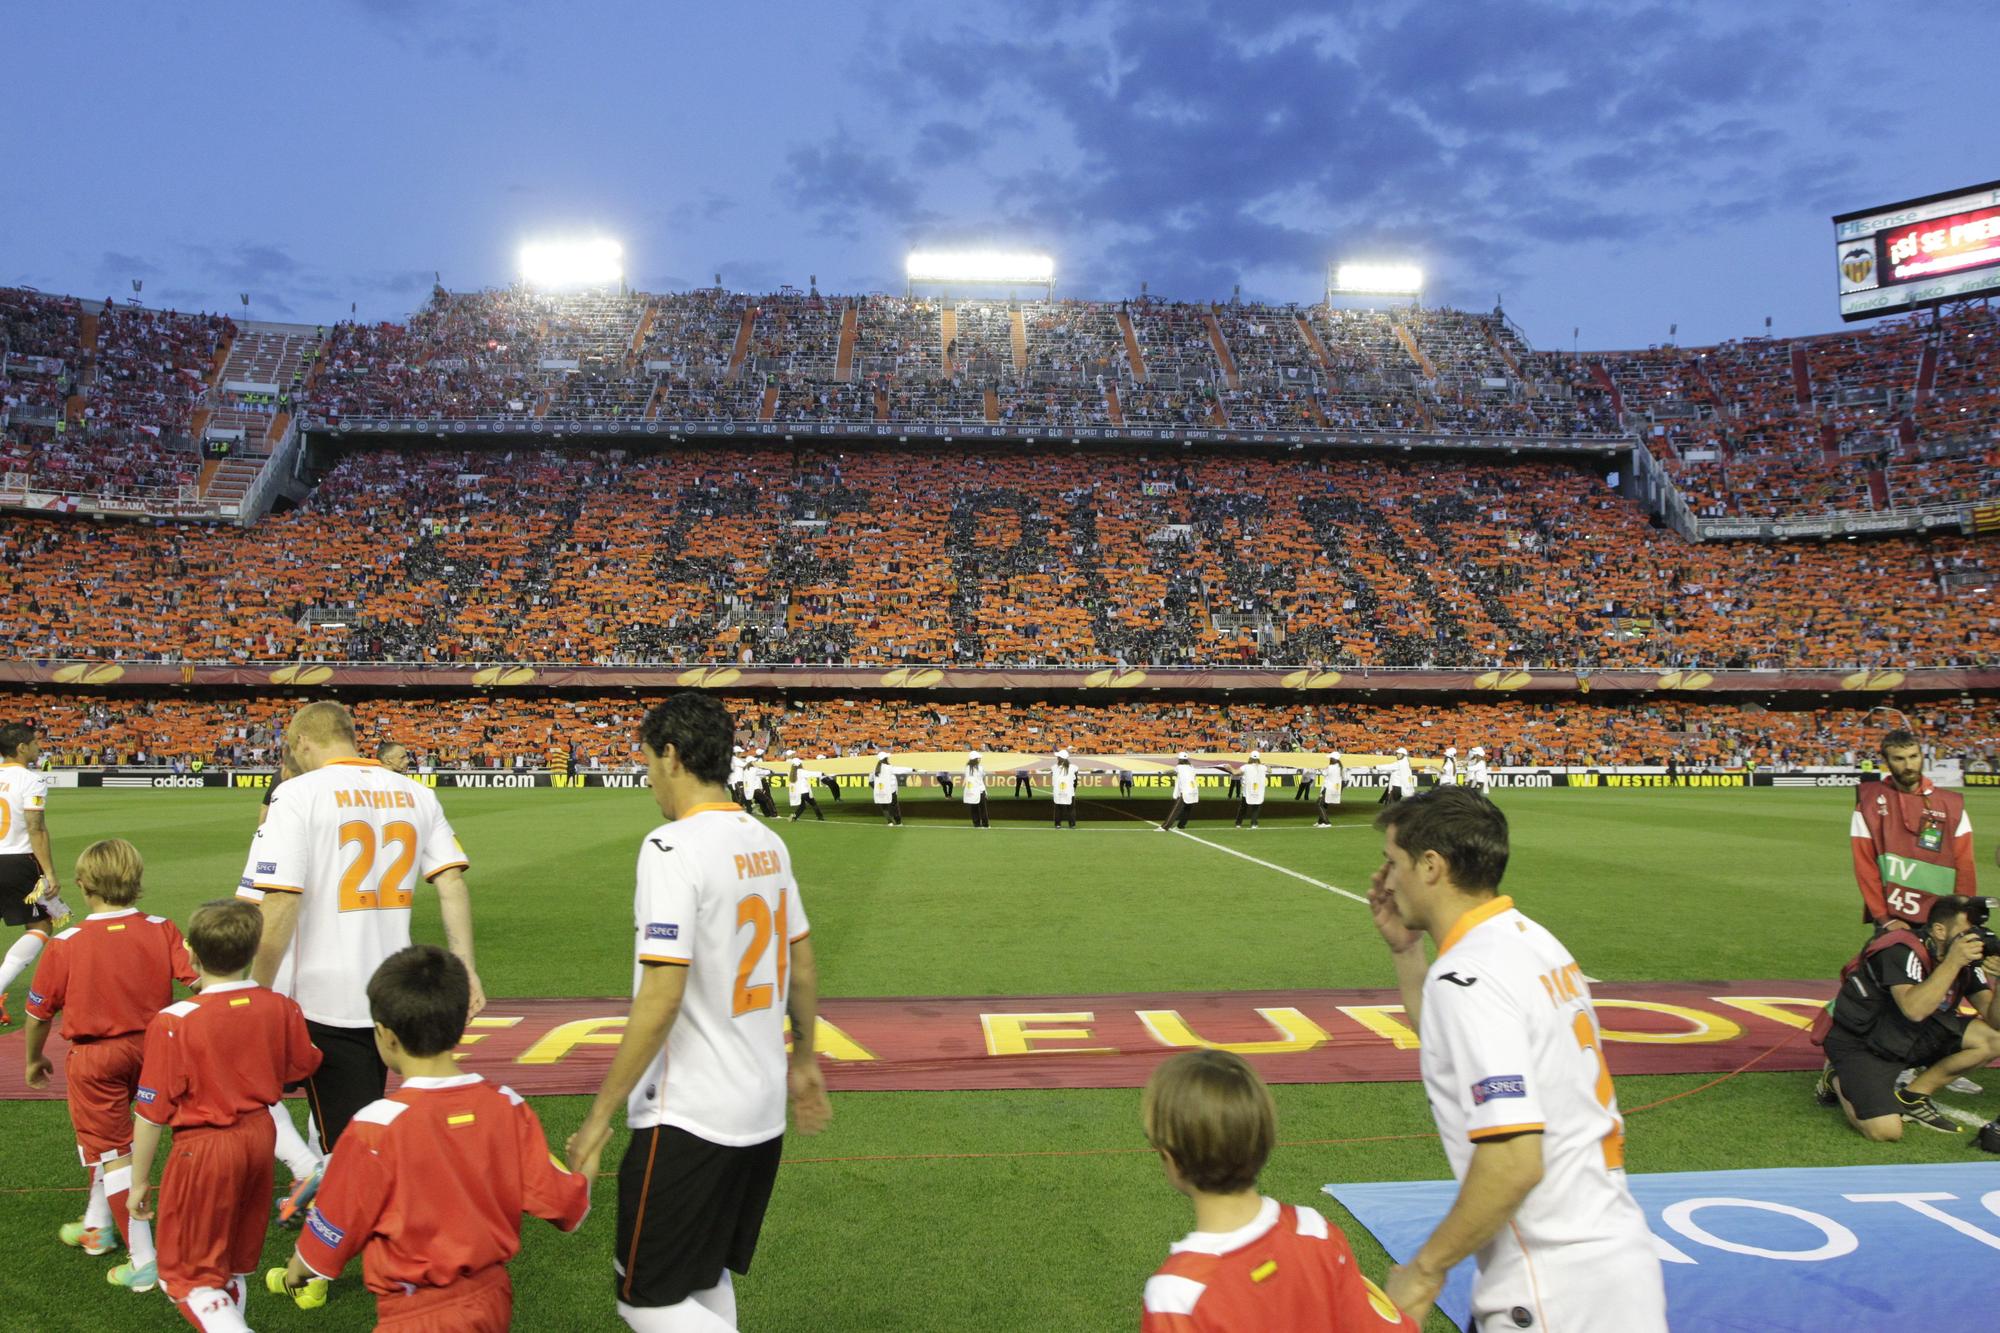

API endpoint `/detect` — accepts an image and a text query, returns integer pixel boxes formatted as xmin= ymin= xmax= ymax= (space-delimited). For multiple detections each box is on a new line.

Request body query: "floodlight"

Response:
xmin=519 ymin=238 xmax=624 ymax=289
xmin=905 ymin=249 xmax=1055 ymax=285
xmin=1333 ymin=263 xmax=1424 ymax=295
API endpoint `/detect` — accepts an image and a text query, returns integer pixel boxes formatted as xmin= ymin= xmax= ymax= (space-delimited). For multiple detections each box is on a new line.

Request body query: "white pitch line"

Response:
xmin=1080 ymin=798 xmax=1372 ymax=904
xmin=1167 ymin=827 xmax=1372 ymax=904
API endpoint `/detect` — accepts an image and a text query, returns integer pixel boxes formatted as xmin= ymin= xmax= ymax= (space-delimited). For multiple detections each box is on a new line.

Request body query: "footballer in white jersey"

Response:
xmin=1368 ymin=788 xmax=1666 ymax=1331
xmin=0 ymin=725 xmax=74 ymax=1009
xmin=235 ymin=702 xmax=482 ymax=1151
xmin=567 ymin=695 xmax=829 ymax=1323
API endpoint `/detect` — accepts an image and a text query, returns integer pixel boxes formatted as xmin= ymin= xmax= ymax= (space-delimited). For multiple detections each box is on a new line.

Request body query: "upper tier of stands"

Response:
xmin=0 ymin=447 xmax=1990 ymax=669
xmin=6 ymin=284 xmax=1995 ymax=525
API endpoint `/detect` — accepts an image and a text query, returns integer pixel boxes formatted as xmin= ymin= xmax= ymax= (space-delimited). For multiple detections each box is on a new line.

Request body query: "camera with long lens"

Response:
xmin=1963 ymin=897 xmax=2000 ymax=964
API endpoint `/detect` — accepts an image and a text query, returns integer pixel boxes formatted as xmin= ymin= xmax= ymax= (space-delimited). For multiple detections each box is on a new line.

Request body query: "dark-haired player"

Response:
xmin=0 ymin=722 xmax=73 ymax=1022
xmin=566 ymin=692 xmax=831 ymax=1331
xmin=280 ymin=945 xmax=588 ymax=1328
xmin=1367 ymin=788 xmax=1664 ymax=1330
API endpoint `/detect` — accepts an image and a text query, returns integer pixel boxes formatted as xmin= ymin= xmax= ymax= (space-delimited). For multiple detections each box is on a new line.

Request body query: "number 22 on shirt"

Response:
xmin=337 ymin=820 xmax=418 ymax=912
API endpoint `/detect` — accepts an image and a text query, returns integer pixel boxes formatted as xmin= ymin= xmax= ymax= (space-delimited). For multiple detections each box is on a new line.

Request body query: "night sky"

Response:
xmin=7 ymin=1 xmax=1996 ymax=349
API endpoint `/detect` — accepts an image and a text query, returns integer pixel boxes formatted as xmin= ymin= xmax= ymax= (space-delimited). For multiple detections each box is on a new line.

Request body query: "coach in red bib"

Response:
xmin=1852 ymin=729 xmax=1977 ymax=930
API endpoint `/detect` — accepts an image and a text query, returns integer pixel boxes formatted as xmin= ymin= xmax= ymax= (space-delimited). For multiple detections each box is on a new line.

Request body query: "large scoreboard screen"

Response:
xmin=1835 ymin=180 xmax=2000 ymax=321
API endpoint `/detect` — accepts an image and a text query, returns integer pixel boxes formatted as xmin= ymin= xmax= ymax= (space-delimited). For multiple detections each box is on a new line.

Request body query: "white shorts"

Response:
xmin=1472 ymin=1232 xmax=1666 ymax=1333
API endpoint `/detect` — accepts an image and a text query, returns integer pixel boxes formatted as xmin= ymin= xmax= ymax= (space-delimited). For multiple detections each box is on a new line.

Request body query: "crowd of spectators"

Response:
xmin=1 ymin=444 xmax=1993 ymax=670
xmin=14 ymin=689 xmax=1996 ymax=774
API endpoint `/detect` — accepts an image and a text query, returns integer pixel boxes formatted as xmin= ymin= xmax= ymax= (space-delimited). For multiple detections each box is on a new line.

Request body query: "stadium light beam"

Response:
xmin=905 ymin=249 xmax=1055 ymax=286
xmin=519 ymin=237 xmax=624 ymax=290
xmin=1333 ymin=263 xmax=1424 ymax=296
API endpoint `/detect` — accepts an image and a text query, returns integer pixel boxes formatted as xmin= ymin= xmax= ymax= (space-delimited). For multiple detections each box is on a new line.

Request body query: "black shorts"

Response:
xmin=615 ymin=1124 xmax=782 ymax=1308
xmin=301 ymin=1020 xmax=389 ymax=1152
xmin=1824 ymin=1022 xmax=1964 ymax=1120
xmin=0 ymin=854 xmax=49 ymax=928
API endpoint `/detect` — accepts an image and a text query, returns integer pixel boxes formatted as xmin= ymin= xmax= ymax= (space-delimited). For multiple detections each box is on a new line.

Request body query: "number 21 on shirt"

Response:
xmin=733 ymin=888 xmax=791 ymax=1016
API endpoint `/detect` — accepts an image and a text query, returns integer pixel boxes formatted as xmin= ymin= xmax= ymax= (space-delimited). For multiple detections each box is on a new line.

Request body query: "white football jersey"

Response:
xmin=1440 ymin=758 xmax=1458 ymax=785
xmin=236 ymin=758 xmax=468 ymax=1027
xmin=1051 ymin=765 xmax=1077 ymax=803
xmin=1418 ymin=896 xmax=1659 ymax=1315
xmin=1468 ymin=758 xmax=1490 ymax=789
xmin=1241 ymin=763 xmax=1267 ymax=803
xmin=0 ymin=761 xmax=48 ymax=857
xmin=1173 ymin=764 xmax=1200 ymax=803
xmin=1321 ymin=761 xmax=1344 ymax=804
xmin=871 ymin=767 xmax=899 ymax=803
xmin=787 ymin=764 xmax=814 ymax=807
xmin=626 ymin=803 xmax=810 ymax=1146
xmin=962 ymin=766 xmax=987 ymax=802
xmin=1388 ymin=757 xmax=1415 ymax=795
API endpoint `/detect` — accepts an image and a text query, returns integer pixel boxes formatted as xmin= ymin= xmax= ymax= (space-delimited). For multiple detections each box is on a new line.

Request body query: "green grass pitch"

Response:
xmin=2 ymin=784 xmax=1994 ymax=1331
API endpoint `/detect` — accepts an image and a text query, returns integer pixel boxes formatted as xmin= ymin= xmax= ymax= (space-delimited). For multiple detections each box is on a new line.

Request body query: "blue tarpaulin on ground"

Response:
xmin=1330 ymin=1162 xmax=2000 ymax=1332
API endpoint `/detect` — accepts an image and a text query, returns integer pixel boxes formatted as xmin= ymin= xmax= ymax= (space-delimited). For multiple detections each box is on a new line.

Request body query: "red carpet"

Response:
xmin=0 ymin=980 xmax=1829 ymax=1099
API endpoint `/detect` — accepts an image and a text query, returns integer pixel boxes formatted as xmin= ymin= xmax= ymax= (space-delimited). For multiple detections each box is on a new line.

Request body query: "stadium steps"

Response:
xmin=642 ymin=382 xmax=663 ymax=420
xmin=1009 ymin=309 xmax=1028 ymax=375
xmin=726 ymin=309 xmax=754 ymax=381
xmin=628 ymin=306 xmax=654 ymax=364
xmin=1104 ymin=382 xmax=1125 ymax=426
xmin=1790 ymin=345 xmax=1812 ymax=408
xmin=1203 ymin=312 xmax=1242 ymax=391
xmin=1484 ymin=323 xmax=1535 ymax=394
xmin=1208 ymin=394 xmax=1229 ymax=427
xmin=983 ymin=389 xmax=999 ymax=423
xmin=533 ymin=394 xmax=553 ymax=418
xmin=1820 ymin=423 xmax=1839 ymax=463
xmin=1114 ymin=311 xmax=1147 ymax=379
xmin=1897 ymin=417 xmax=1919 ymax=459
xmin=760 ymin=386 xmax=779 ymax=422
xmin=939 ymin=307 xmax=958 ymax=375
xmin=195 ymin=459 xmax=220 ymax=494
xmin=1302 ymin=395 xmax=1328 ymax=427
xmin=1391 ymin=321 xmax=1437 ymax=379
xmin=836 ymin=306 xmax=858 ymax=379
xmin=1867 ymin=468 xmax=1890 ymax=508
xmin=200 ymin=458 xmax=264 ymax=505
xmin=1294 ymin=315 xmax=1335 ymax=372
xmin=1589 ymin=361 xmax=1624 ymax=417
xmin=873 ymin=387 xmax=889 ymax=422
xmin=1914 ymin=340 xmax=1938 ymax=404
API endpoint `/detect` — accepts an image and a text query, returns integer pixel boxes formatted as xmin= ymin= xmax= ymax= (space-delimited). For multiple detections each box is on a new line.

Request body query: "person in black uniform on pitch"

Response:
xmin=1013 ymin=764 xmax=1033 ymax=799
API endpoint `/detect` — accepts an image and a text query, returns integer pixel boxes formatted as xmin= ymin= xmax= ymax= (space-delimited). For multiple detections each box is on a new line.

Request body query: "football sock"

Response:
xmin=84 ymin=1166 xmax=114 ymax=1230
xmin=617 ymin=1291 xmax=737 ymax=1331
xmin=0 ymin=931 xmax=46 ymax=994
xmin=270 ymin=1103 xmax=320 ymax=1179
xmin=101 ymin=1163 xmax=155 ymax=1266
xmin=180 ymin=1285 xmax=252 ymax=1332
xmin=691 ymin=1271 xmax=736 ymax=1325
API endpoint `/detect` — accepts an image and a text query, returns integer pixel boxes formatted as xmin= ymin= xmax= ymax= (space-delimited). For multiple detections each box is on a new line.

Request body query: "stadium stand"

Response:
xmin=1 ymin=445 xmax=1992 ymax=669
xmin=12 ymin=690 xmax=1995 ymax=772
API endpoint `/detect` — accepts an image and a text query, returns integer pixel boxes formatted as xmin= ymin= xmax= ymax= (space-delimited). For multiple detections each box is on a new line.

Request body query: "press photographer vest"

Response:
xmin=1814 ymin=928 xmax=1970 ymax=1059
xmin=1856 ymin=777 xmax=1967 ymax=921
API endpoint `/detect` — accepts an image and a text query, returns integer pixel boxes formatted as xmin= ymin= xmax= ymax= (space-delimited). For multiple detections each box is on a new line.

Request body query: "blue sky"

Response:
xmin=5 ymin=0 xmax=1996 ymax=349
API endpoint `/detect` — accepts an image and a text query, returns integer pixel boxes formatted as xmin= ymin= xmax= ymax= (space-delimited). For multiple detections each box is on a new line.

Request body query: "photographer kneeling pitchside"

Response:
xmin=1814 ymin=894 xmax=2000 ymax=1139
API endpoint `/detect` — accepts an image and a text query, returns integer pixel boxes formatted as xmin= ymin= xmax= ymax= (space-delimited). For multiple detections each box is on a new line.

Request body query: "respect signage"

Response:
xmin=1331 ymin=1162 xmax=2000 ymax=1332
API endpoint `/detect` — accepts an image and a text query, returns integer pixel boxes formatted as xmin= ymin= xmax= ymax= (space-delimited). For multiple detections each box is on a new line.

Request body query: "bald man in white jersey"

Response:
xmin=236 ymin=702 xmax=484 ymax=1155
xmin=1367 ymin=788 xmax=1666 ymax=1331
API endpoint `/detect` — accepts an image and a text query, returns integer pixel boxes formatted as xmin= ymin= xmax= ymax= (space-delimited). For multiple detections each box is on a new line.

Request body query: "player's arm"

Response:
xmin=787 ymin=934 xmax=832 ymax=1134
xmin=288 ymin=1130 xmax=388 ymax=1286
xmin=429 ymin=866 xmax=484 ymax=1018
xmin=1851 ymin=806 xmax=1891 ymax=922
xmin=1387 ymin=1132 xmax=1544 ymax=1323
xmin=249 ymin=890 xmax=301 ymax=991
xmin=127 ymin=1117 xmax=166 ymax=1220
xmin=25 ymin=808 xmax=57 ymax=893
xmin=21 ymin=943 xmax=65 ymax=1087
xmin=514 ymin=1095 xmax=591 ymax=1231
xmin=567 ymin=960 xmax=686 ymax=1176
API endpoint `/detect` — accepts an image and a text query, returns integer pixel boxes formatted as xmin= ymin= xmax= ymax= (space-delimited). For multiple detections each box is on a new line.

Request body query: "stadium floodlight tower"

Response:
xmin=1327 ymin=262 xmax=1424 ymax=310
xmin=905 ymin=249 xmax=1055 ymax=300
xmin=518 ymin=237 xmax=626 ymax=294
